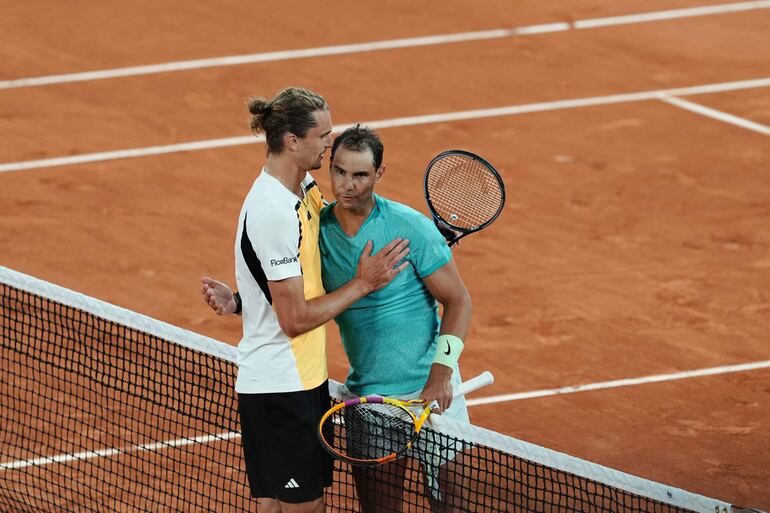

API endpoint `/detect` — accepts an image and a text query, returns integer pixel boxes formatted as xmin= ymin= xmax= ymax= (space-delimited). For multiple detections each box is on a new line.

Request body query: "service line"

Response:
xmin=466 ymin=359 xmax=770 ymax=406
xmin=1 ymin=76 xmax=769 ymax=174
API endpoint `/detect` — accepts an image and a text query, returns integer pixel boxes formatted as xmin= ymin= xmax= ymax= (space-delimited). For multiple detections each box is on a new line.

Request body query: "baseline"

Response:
xmin=1 ymin=1 xmax=769 ymax=90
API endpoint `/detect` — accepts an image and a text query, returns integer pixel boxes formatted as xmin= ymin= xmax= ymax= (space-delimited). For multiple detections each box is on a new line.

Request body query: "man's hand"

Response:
xmin=420 ymin=364 xmax=453 ymax=414
xmin=201 ymin=277 xmax=238 ymax=315
xmin=355 ymin=238 xmax=410 ymax=293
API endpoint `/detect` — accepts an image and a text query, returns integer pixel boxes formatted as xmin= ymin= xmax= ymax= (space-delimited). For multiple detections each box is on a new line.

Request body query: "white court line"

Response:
xmin=0 ymin=135 xmax=260 ymax=174
xmin=1 ymin=1 xmax=769 ymax=90
xmin=0 ymin=431 xmax=240 ymax=470
xmin=2 ymin=358 xmax=768 ymax=471
xmin=466 ymin=359 xmax=770 ymax=406
xmin=573 ymin=0 xmax=770 ymax=28
xmin=658 ymin=94 xmax=770 ymax=136
xmin=0 ymin=25 xmax=567 ymax=90
xmin=1 ymin=76 xmax=769 ymax=174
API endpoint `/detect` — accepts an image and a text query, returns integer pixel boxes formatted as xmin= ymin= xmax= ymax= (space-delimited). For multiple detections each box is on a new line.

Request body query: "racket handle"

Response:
xmin=453 ymin=371 xmax=494 ymax=399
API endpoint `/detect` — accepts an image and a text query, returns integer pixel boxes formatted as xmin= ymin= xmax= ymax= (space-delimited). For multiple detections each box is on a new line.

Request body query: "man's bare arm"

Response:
xmin=202 ymin=239 xmax=410 ymax=334
xmin=419 ymin=259 xmax=473 ymax=412
xmin=270 ymin=239 xmax=409 ymax=337
xmin=423 ymin=259 xmax=472 ymax=340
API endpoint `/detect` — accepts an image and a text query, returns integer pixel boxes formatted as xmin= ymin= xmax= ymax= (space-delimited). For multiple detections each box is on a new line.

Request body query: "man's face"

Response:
xmin=330 ymin=147 xmax=383 ymax=213
xmin=296 ymin=110 xmax=333 ymax=171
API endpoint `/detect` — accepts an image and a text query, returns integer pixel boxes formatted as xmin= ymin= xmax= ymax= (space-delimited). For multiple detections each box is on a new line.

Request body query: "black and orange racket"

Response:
xmin=424 ymin=150 xmax=505 ymax=247
xmin=318 ymin=371 xmax=494 ymax=467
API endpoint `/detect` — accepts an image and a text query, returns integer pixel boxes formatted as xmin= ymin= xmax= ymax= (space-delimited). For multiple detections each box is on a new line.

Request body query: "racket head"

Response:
xmin=424 ymin=150 xmax=505 ymax=244
xmin=317 ymin=396 xmax=427 ymax=467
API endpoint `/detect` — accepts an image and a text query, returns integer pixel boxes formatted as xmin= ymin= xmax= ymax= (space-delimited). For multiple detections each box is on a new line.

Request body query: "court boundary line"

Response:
xmin=0 ymin=432 xmax=240 ymax=470
xmin=466 ymin=359 xmax=770 ymax=406
xmin=1 ymin=76 xmax=769 ymax=174
xmin=1 ymin=0 xmax=769 ymax=90
xmin=658 ymin=94 xmax=770 ymax=135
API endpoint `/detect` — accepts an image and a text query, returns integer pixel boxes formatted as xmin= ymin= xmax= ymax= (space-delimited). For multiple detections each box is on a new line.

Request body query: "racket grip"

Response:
xmin=453 ymin=371 xmax=494 ymax=399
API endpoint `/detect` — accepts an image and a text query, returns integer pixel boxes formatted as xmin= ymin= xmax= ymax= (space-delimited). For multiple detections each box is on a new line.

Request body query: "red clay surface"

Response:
xmin=1 ymin=0 xmax=769 ymax=509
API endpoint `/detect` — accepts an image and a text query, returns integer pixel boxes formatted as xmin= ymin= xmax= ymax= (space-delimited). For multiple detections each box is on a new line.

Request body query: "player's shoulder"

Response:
xmin=377 ymin=195 xmax=434 ymax=232
xmin=243 ymin=172 xmax=299 ymax=223
xmin=247 ymin=171 xmax=281 ymax=198
xmin=376 ymin=195 xmax=424 ymax=221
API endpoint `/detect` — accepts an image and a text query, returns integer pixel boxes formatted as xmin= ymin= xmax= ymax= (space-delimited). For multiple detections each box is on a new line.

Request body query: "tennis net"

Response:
xmin=0 ymin=265 xmax=734 ymax=513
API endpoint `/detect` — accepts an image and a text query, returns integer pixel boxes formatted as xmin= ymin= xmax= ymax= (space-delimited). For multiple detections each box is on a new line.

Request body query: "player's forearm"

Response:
xmin=431 ymin=294 xmax=471 ymax=380
xmin=438 ymin=291 xmax=472 ymax=339
xmin=279 ymin=278 xmax=370 ymax=337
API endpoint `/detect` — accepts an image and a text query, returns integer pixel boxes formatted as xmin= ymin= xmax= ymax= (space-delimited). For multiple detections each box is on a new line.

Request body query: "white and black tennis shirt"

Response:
xmin=234 ymin=169 xmax=327 ymax=394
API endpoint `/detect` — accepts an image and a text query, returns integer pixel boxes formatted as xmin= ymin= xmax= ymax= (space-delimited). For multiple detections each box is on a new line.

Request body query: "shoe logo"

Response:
xmin=284 ymin=478 xmax=300 ymax=489
xmin=444 ymin=343 xmax=451 ymax=356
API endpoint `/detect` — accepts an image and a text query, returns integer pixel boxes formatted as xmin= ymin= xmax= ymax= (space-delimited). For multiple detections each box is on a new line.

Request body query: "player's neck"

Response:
xmin=334 ymin=197 xmax=376 ymax=237
xmin=262 ymin=154 xmax=306 ymax=197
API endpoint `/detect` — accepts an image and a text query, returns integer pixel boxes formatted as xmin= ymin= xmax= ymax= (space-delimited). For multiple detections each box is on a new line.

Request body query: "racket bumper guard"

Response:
xmin=343 ymin=397 xmax=361 ymax=407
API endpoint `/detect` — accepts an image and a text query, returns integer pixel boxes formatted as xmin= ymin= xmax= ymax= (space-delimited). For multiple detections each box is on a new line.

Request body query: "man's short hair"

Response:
xmin=248 ymin=87 xmax=328 ymax=154
xmin=330 ymin=125 xmax=384 ymax=170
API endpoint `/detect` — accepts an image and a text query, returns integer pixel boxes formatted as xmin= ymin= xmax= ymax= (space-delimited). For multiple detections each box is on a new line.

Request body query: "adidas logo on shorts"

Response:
xmin=284 ymin=478 xmax=300 ymax=489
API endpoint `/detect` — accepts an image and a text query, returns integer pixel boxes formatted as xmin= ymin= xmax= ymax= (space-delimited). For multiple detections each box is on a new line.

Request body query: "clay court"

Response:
xmin=1 ymin=0 xmax=769 ymax=509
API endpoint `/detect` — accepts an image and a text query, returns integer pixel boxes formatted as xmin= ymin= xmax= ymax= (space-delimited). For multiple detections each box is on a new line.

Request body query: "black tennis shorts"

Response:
xmin=238 ymin=380 xmax=334 ymax=503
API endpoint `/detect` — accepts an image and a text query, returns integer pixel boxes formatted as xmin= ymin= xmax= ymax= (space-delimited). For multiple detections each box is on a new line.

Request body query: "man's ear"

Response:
xmin=375 ymin=165 xmax=386 ymax=183
xmin=283 ymin=132 xmax=299 ymax=152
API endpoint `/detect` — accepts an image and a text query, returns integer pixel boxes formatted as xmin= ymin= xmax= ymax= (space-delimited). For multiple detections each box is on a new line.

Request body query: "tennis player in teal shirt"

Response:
xmin=320 ymin=125 xmax=473 ymax=513
xmin=320 ymin=126 xmax=472 ymax=416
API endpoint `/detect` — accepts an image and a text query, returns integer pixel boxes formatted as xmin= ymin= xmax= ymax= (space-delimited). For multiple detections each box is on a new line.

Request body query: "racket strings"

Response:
xmin=322 ymin=402 xmax=417 ymax=463
xmin=426 ymin=155 xmax=503 ymax=230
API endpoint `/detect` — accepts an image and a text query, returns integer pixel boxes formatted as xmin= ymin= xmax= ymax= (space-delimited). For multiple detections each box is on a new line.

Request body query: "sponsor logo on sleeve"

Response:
xmin=270 ymin=256 xmax=298 ymax=267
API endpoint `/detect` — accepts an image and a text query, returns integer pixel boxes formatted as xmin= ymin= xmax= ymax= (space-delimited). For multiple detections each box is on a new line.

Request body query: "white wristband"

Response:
xmin=432 ymin=334 xmax=464 ymax=368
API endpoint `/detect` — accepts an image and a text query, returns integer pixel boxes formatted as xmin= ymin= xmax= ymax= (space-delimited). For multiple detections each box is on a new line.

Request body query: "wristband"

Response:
xmin=233 ymin=292 xmax=242 ymax=315
xmin=432 ymin=334 xmax=464 ymax=369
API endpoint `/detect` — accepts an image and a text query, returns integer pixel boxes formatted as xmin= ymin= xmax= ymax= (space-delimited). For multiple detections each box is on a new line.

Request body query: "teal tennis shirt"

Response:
xmin=319 ymin=194 xmax=452 ymax=396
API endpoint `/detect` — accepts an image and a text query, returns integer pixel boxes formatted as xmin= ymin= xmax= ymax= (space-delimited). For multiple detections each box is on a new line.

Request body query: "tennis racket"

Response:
xmin=318 ymin=371 xmax=494 ymax=467
xmin=424 ymin=150 xmax=505 ymax=247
